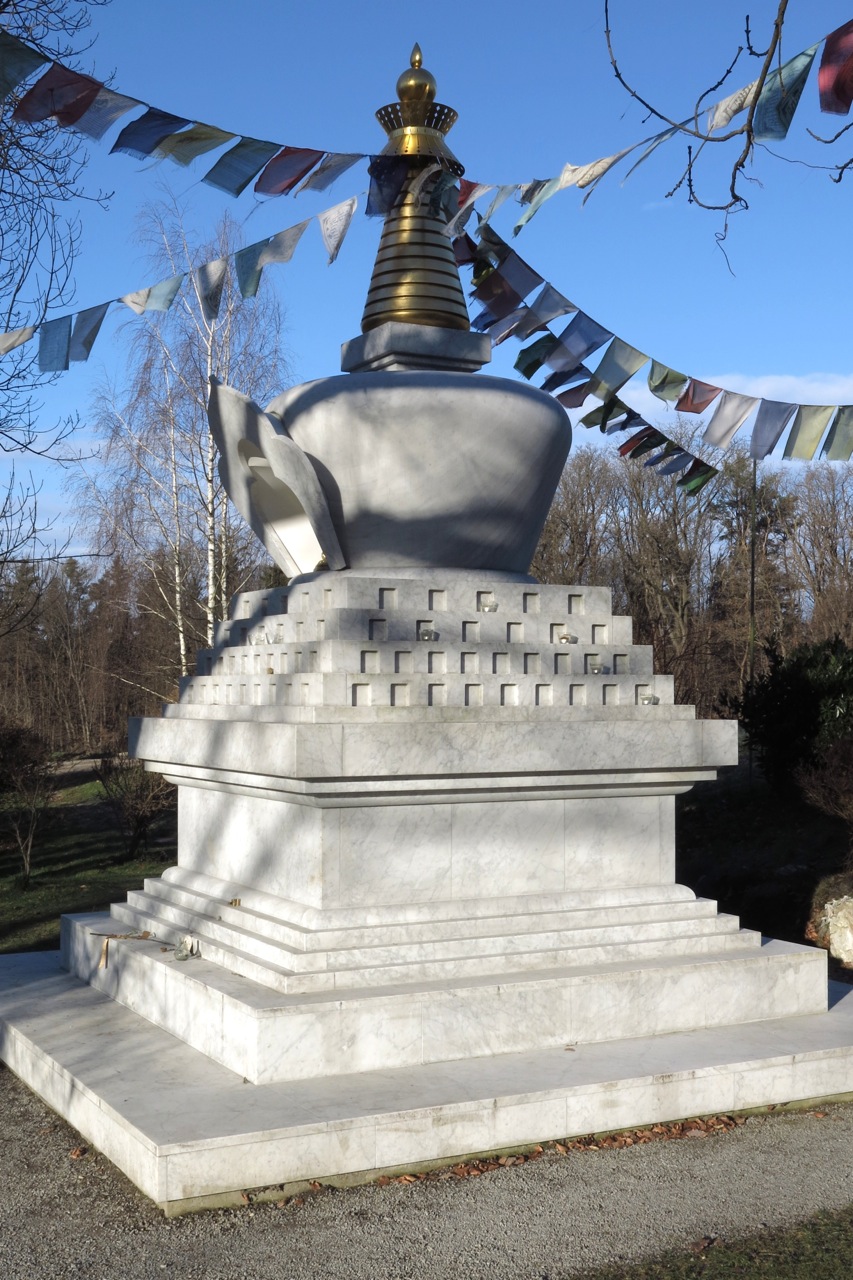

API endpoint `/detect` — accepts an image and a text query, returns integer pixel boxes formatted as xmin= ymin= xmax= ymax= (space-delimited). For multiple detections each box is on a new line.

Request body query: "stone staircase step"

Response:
xmin=139 ymin=874 xmax=722 ymax=952
xmin=111 ymin=898 xmax=761 ymax=995
xmin=63 ymin=913 xmax=827 ymax=1084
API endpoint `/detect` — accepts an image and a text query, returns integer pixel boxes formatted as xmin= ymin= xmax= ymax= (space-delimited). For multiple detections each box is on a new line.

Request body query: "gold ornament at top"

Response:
xmin=374 ymin=44 xmax=463 ymax=175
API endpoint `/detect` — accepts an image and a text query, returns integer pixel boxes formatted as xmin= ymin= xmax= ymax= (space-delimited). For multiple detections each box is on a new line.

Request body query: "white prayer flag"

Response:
xmin=318 ymin=197 xmax=357 ymax=264
xmin=0 ymin=325 xmax=36 ymax=356
xmin=703 ymin=390 xmax=759 ymax=448
xmin=707 ymin=80 xmax=759 ymax=132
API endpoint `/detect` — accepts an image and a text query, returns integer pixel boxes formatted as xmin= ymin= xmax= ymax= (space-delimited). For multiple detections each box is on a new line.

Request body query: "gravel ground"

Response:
xmin=3 ymin=1067 xmax=853 ymax=1279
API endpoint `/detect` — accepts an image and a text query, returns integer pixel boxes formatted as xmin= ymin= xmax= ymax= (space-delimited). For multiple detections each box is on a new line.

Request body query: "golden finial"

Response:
xmin=374 ymin=44 xmax=463 ymax=175
xmin=396 ymin=44 xmax=436 ymax=107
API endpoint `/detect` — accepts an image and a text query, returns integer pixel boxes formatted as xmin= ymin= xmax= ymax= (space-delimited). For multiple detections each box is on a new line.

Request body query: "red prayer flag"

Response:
xmin=819 ymin=19 xmax=853 ymax=114
xmin=254 ymin=147 xmax=324 ymax=196
xmin=458 ymin=179 xmax=477 ymax=207
xmin=618 ymin=426 xmax=657 ymax=457
xmin=13 ymin=63 xmax=102 ymax=126
xmin=675 ymin=378 xmax=722 ymax=414
xmin=555 ymin=380 xmax=592 ymax=409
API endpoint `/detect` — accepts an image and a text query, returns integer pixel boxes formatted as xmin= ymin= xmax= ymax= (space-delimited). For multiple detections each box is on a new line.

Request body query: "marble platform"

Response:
xmin=2 ymin=950 xmax=850 ymax=1216
xmin=1 ymin=572 xmax=840 ymax=1210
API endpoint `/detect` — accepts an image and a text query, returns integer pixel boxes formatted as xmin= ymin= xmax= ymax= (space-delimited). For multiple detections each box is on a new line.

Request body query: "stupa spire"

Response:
xmin=360 ymin=46 xmax=470 ymax=333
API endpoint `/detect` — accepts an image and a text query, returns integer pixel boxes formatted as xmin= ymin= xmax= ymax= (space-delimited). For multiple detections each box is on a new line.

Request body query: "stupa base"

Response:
xmin=1 ymin=949 xmax=850 ymax=1216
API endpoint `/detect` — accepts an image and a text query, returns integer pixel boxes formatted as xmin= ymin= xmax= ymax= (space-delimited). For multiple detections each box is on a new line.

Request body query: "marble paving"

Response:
xmin=3 ymin=951 xmax=853 ymax=1215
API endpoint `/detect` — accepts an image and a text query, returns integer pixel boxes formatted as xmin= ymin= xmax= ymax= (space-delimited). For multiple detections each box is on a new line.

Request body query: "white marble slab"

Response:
xmin=3 ymin=951 xmax=852 ymax=1214
xmin=62 ymin=916 xmax=826 ymax=1083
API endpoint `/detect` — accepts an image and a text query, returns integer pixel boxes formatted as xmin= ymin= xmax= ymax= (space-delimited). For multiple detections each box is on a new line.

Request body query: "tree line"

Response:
xmin=2 ymin=435 xmax=852 ymax=754
xmin=533 ymin=439 xmax=853 ymax=719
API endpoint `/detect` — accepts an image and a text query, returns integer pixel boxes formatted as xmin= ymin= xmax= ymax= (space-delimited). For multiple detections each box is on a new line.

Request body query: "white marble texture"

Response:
xmin=1 ymin=951 xmax=850 ymax=1214
xmin=62 ymin=917 xmax=826 ymax=1084
xmin=147 ymin=787 xmax=689 ymax=909
xmin=263 ymin=372 xmax=571 ymax=574
xmin=133 ymin=715 xmax=735 ymax=789
xmin=226 ymin=576 xmax=617 ymax=620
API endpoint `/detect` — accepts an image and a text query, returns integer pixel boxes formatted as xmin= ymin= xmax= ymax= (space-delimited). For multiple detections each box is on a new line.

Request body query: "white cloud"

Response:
xmin=703 ymin=372 xmax=853 ymax=407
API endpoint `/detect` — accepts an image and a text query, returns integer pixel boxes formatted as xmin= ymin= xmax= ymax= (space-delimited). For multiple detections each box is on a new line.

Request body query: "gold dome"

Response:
xmin=396 ymin=44 xmax=436 ymax=105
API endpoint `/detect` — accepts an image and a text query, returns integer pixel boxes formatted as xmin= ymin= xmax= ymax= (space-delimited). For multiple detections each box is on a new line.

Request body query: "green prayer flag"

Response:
xmin=783 ymin=405 xmax=835 ymax=460
xmin=821 ymin=406 xmax=853 ymax=461
xmin=514 ymin=334 xmax=559 ymax=380
xmin=0 ymin=30 xmax=48 ymax=102
xmin=648 ymin=360 xmax=688 ymax=403
xmin=579 ymin=397 xmax=629 ymax=430
xmin=682 ymin=468 xmax=719 ymax=495
xmin=677 ymin=463 xmax=718 ymax=493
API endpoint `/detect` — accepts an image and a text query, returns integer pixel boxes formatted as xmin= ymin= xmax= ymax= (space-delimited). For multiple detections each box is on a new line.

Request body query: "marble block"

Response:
xmin=62 ymin=916 xmax=826 ymax=1084
xmin=0 ymin=952 xmax=847 ymax=1216
xmin=4 ymin=571 xmax=830 ymax=1213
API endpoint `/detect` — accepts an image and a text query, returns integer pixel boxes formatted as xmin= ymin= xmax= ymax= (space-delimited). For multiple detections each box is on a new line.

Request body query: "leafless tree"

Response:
xmin=0 ymin=716 xmax=54 ymax=886
xmin=81 ymin=200 xmax=291 ymax=682
xmin=604 ymin=0 xmax=853 ymax=217
xmin=0 ymin=1 xmax=111 ymax=635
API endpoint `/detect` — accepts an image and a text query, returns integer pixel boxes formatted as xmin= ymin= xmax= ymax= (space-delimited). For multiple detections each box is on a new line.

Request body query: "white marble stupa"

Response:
xmin=1 ymin=49 xmax=849 ymax=1216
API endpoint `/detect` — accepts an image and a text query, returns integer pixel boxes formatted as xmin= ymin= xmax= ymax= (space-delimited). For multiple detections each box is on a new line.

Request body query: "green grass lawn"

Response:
xmin=0 ymin=764 xmax=176 ymax=953
xmin=585 ymin=1203 xmax=853 ymax=1279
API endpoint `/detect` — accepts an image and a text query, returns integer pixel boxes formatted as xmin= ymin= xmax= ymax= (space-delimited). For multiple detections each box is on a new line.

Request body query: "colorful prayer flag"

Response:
xmin=202 ymin=138 xmax=280 ymax=196
xmin=585 ymin=338 xmax=648 ymax=400
xmin=0 ymin=326 xmax=36 ymax=357
xmin=254 ymin=146 xmax=324 ymax=196
xmin=648 ymin=360 xmax=688 ymax=404
xmin=783 ymin=404 xmax=836 ymax=459
xmin=69 ymin=303 xmax=110 ymax=362
xmin=38 ymin=315 xmax=71 ymax=372
xmin=155 ymin=123 xmax=236 ymax=166
xmin=0 ymin=30 xmax=48 ymax=103
xmin=13 ymin=63 xmax=102 ymax=125
xmin=111 ymin=107 xmax=192 ymax=160
xmin=819 ymin=19 xmax=853 ymax=114
xmin=749 ymin=399 xmax=797 ymax=459
xmin=296 ymin=152 xmax=362 ymax=193
xmin=753 ymin=46 xmax=818 ymax=140
xmin=702 ymin=390 xmax=759 ymax=448
xmin=73 ymin=87 xmax=140 ymax=140
xmin=821 ymin=405 xmax=853 ymax=460
xmin=675 ymin=378 xmax=722 ymax=414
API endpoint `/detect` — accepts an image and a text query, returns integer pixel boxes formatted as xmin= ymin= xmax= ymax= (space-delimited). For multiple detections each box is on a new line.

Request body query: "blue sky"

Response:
xmin=11 ymin=0 xmax=853 ymax=547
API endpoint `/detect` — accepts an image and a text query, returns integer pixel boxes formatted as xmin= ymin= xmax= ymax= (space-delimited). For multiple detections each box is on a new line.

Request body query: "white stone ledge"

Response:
xmin=131 ymin=716 xmax=737 ymax=783
xmin=1 ymin=952 xmax=848 ymax=1214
